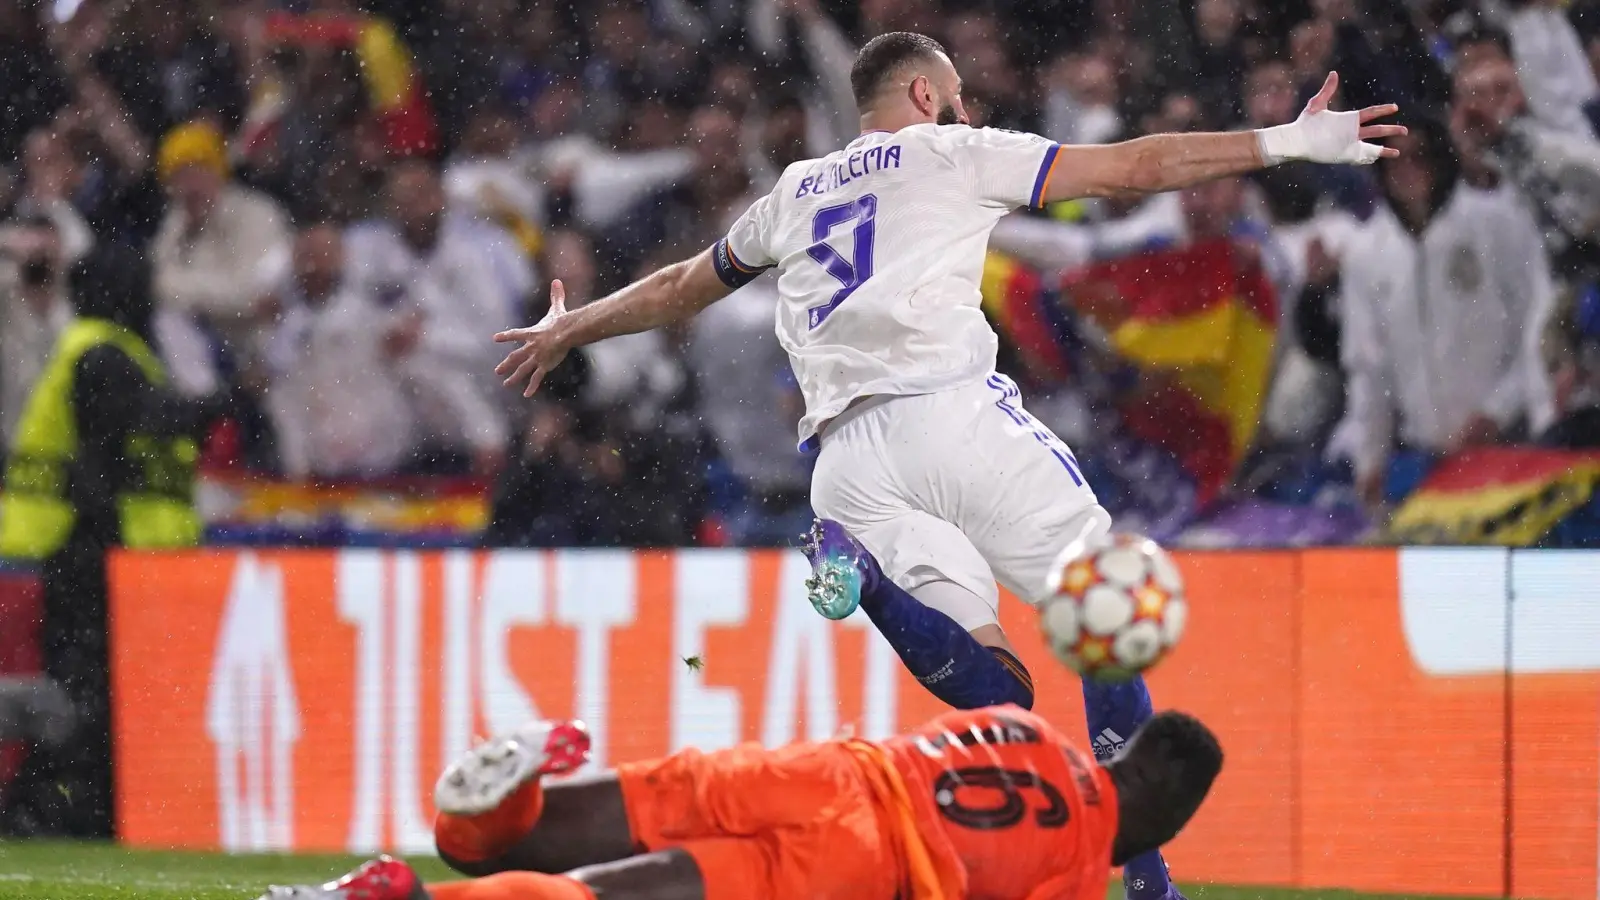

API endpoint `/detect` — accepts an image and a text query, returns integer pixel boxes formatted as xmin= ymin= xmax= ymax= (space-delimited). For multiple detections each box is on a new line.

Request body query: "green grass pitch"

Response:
xmin=0 ymin=841 xmax=1476 ymax=900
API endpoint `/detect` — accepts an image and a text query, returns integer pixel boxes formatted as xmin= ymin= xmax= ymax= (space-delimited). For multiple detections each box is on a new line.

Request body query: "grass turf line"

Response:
xmin=0 ymin=841 xmax=1475 ymax=900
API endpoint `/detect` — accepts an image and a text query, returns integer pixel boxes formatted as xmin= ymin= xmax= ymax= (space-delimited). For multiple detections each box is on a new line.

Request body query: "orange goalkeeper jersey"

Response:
xmin=881 ymin=705 xmax=1120 ymax=900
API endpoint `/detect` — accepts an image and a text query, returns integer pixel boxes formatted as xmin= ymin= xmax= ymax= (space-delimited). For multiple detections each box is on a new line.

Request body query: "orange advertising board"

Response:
xmin=107 ymin=548 xmax=1600 ymax=898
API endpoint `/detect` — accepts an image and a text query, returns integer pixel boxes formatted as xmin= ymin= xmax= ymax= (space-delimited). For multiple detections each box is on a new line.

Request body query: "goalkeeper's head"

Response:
xmin=1105 ymin=710 xmax=1224 ymax=866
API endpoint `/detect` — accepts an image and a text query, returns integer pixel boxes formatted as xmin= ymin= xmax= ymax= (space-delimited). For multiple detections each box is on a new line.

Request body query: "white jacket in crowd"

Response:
xmin=1329 ymin=185 xmax=1557 ymax=479
xmin=265 ymin=288 xmax=418 ymax=481
xmin=343 ymin=214 xmax=532 ymax=459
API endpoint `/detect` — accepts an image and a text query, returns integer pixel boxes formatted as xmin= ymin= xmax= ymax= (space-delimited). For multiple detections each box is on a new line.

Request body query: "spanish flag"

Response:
xmin=263 ymin=12 xmax=439 ymax=157
xmin=1062 ymin=241 xmax=1278 ymax=504
xmin=980 ymin=252 xmax=1075 ymax=386
xmin=1387 ymin=447 xmax=1600 ymax=546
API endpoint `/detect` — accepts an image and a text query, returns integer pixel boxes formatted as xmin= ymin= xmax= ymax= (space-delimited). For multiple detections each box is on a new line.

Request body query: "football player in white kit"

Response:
xmin=495 ymin=32 xmax=1402 ymax=900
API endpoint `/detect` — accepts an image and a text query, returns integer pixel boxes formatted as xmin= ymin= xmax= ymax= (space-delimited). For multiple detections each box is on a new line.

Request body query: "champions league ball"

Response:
xmin=1039 ymin=533 xmax=1187 ymax=681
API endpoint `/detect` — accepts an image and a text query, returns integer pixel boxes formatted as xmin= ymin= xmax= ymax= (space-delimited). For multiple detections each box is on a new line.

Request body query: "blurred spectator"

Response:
xmin=480 ymin=3 xmax=577 ymax=112
xmin=259 ymin=4 xmax=438 ymax=157
xmin=856 ymin=0 xmax=942 ymax=41
xmin=1189 ymin=0 xmax=1249 ymax=122
xmin=149 ymin=120 xmax=292 ymax=400
xmin=0 ymin=128 xmax=96 ymax=443
xmin=1539 ymin=284 xmax=1600 ymax=448
xmin=577 ymin=4 xmax=673 ymax=139
xmin=1250 ymin=164 xmax=1363 ymax=446
xmin=1451 ymin=50 xmax=1600 ymax=274
xmin=36 ymin=4 xmax=166 ymax=243
xmin=1092 ymin=0 xmax=1190 ymax=94
xmin=444 ymin=107 xmax=544 ymax=258
xmin=749 ymin=90 xmax=814 ymax=180
xmin=576 ymin=244 xmax=709 ymax=542
xmin=345 ymin=160 xmax=526 ymax=477
xmin=238 ymin=45 xmax=374 ymax=223
xmin=532 ymin=76 xmax=696 ymax=234
xmin=1329 ymin=119 xmax=1557 ymax=507
xmin=1042 ymin=51 xmax=1123 ymax=147
xmin=0 ymin=2 xmax=69 ymax=165
xmin=1138 ymin=90 xmax=1206 ymax=137
xmin=484 ymin=229 xmax=597 ymax=547
xmin=944 ymin=9 xmax=1033 ymax=129
xmin=103 ymin=1 xmax=245 ymax=136
xmin=1452 ymin=21 xmax=1519 ymax=75
xmin=1486 ymin=0 xmax=1599 ymax=136
xmin=266 ymin=223 xmax=418 ymax=481
xmin=1450 ymin=39 xmax=1600 ymax=449
xmin=311 ymin=118 xmax=394 ymax=224
xmin=1287 ymin=3 xmax=1446 ymax=117
xmin=601 ymin=107 xmax=763 ymax=290
xmin=406 ymin=0 xmax=523 ymax=151
xmin=1588 ymin=14 xmax=1600 ymax=92
xmin=687 ymin=274 xmax=814 ymax=546
xmin=0 ymin=219 xmax=70 ymax=447
xmin=768 ymin=0 xmax=861 ymax=152
xmin=0 ymin=243 xmax=211 ymax=838
xmin=486 ymin=234 xmax=706 ymax=547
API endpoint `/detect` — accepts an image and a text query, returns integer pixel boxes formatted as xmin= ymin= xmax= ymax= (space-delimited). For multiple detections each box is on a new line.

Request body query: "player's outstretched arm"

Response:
xmin=1042 ymin=72 xmax=1405 ymax=202
xmin=494 ymin=248 xmax=731 ymax=397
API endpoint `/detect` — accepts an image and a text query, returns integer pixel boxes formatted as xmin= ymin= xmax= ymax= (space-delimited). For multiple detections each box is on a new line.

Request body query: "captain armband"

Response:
xmin=711 ymin=238 xmax=772 ymax=289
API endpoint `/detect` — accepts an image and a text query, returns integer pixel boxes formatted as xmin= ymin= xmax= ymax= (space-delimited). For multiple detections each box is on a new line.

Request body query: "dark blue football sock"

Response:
xmin=857 ymin=569 xmax=1034 ymax=710
xmin=1084 ymin=676 xmax=1174 ymax=899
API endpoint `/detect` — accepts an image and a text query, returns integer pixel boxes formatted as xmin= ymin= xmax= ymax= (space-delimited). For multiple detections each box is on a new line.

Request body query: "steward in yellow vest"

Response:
xmin=0 ymin=316 xmax=201 ymax=559
xmin=0 ymin=244 xmax=214 ymax=839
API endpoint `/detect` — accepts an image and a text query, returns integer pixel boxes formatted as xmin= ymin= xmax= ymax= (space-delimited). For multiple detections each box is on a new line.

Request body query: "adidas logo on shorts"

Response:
xmin=1091 ymin=727 xmax=1125 ymax=760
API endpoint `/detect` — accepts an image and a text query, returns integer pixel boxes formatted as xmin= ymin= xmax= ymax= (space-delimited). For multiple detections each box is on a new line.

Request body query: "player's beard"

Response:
xmin=937 ymin=103 xmax=959 ymax=126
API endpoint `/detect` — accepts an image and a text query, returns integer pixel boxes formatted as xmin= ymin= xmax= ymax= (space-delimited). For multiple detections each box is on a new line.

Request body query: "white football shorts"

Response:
xmin=810 ymin=373 xmax=1112 ymax=631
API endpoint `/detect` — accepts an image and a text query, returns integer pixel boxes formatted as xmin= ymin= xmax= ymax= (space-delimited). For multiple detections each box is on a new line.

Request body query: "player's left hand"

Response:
xmin=495 ymin=279 xmax=574 ymax=398
xmin=1258 ymin=71 xmax=1406 ymax=166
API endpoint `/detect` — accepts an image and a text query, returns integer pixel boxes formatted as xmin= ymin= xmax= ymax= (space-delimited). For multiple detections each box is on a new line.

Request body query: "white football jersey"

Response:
xmin=711 ymin=124 xmax=1063 ymax=448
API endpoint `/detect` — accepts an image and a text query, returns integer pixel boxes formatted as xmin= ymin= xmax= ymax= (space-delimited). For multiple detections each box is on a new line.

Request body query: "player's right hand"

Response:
xmin=494 ymin=279 xmax=573 ymax=398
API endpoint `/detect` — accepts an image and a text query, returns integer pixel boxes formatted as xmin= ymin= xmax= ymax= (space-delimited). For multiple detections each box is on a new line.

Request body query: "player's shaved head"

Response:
xmin=1105 ymin=710 xmax=1223 ymax=865
xmin=850 ymin=31 xmax=952 ymax=109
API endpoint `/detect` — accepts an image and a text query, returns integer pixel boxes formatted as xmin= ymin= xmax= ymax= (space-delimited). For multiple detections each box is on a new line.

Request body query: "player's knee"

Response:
xmin=1105 ymin=711 xmax=1223 ymax=865
xmin=987 ymin=646 xmax=1035 ymax=710
xmin=435 ymin=814 xmax=519 ymax=877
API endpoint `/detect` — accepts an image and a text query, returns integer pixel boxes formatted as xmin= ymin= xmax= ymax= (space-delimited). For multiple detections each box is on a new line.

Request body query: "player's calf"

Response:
xmin=804 ymin=519 xmax=1034 ymax=710
xmin=1083 ymin=675 xmax=1186 ymax=899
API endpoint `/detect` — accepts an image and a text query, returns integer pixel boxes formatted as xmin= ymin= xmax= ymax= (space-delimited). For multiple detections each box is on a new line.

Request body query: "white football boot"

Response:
xmin=433 ymin=719 xmax=592 ymax=816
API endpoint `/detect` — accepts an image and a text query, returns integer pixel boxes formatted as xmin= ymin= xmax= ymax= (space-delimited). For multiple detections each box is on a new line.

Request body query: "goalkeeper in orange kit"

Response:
xmin=258 ymin=705 xmax=1221 ymax=900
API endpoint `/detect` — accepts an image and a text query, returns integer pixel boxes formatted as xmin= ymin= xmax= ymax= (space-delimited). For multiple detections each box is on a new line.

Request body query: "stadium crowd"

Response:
xmin=2 ymin=0 xmax=1600 ymax=549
